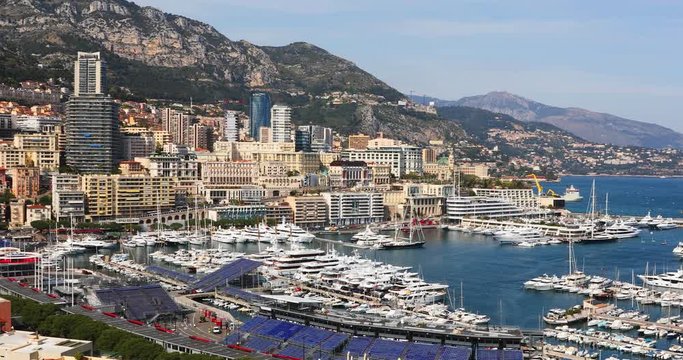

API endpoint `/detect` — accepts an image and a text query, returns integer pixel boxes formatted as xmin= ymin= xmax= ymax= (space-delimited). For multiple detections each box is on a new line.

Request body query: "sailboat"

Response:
xmin=376 ymin=206 xmax=426 ymax=249
xmin=583 ymin=179 xmax=617 ymax=242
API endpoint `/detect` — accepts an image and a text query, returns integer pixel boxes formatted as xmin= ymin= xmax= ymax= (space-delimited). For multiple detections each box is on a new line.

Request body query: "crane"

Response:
xmin=528 ymin=174 xmax=543 ymax=196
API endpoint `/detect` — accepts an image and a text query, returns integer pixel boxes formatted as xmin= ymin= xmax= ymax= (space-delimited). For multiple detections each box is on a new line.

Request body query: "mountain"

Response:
xmin=0 ymin=0 xmax=402 ymax=101
xmin=452 ymin=91 xmax=683 ymax=149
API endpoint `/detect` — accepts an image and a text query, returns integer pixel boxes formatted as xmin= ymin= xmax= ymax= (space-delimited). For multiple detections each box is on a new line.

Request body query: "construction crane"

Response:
xmin=528 ymin=174 xmax=543 ymax=196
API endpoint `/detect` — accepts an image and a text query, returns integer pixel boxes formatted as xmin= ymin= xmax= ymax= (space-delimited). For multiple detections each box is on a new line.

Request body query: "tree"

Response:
xmin=38 ymin=195 xmax=52 ymax=206
xmin=30 ymin=220 xmax=51 ymax=232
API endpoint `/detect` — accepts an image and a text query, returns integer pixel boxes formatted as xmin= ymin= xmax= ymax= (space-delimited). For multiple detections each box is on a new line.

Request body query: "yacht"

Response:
xmin=657 ymin=219 xmax=678 ymax=230
xmin=673 ymin=242 xmax=683 ymax=257
xmin=351 ymin=225 xmax=380 ymax=241
xmin=638 ymin=270 xmax=683 ymax=291
xmin=241 ymin=225 xmax=276 ymax=243
xmin=375 ymin=218 xmax=426 ymax=250
xmin=562 ymin=185 xmax=583 ymax=202
xmin=638 ymin=211 xmax=665 ymax=228
xmin=275 ymin=221 xmax=315 ymax=243
xmin=212 ymin=227 xmax=238 ymax=244
xmin=604 ymin=223 xmax=641 ymax=239
xmin=70 ymin=235 xmax=117 ymax=249
xmin=495 ymin=228 xmax=548 ymax=245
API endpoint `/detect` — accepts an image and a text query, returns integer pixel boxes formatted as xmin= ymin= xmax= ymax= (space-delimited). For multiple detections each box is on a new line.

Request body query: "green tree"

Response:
xmin=38 ymin=195 xmax=52 ymax=206
xmin=30 ymin=220 xmax=51 ymax=232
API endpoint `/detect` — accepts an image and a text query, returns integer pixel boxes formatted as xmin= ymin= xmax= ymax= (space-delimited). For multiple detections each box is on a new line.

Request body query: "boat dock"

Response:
xmin=313 ymin=236 xmax=370 ymax=249
xmin=592 ymin=314 xmax=683 ymax=334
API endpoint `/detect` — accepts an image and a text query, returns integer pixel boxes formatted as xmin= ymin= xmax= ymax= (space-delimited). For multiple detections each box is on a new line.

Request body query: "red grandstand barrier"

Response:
xmin=154 ymin=325 xmax=174 ymax=334
xmin=47 ymin=293 xmax=59 ymax=298
xmin=127 ymin=319 xmax=145 ymax=326
xmin=18 ymin=282 xmax=28 ymax=287
xmin=272 ymin=354 xmax=301 ymax=360
xmin=227 ymin=344 xmax=253 ymax=353
xmin=81 ymin=304 xmax=96 ymax=311
xmin=6 ymin=277 xmax=17 ymax=282
xmin=189 ymin=335 xmax=212 ymax=343
xmin=31 ymin=287 xmax=40 ymax=292
xmin=102 ymin=312 xmax=118 ymax=318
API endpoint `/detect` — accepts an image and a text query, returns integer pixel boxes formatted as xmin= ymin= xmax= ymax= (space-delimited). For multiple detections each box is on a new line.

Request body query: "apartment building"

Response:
xmin=322 ymin=192 xmax=384 ymax=226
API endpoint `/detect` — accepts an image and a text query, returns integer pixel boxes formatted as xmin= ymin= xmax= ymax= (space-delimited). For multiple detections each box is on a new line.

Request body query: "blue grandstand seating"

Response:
xmin=440 ymin=346 xmax=472 ymax=360
xmin=476 ymin=349 xmax=522 ymax=360
xmin=240 ymin=316 xmax=269 ymax=332
xmin=278 ymin=344 xmax=307 ymax=359
xmin=224 ymin=286 xmax=264 ymax=302
xmin=404 ymin=342 xmax=441 ymax=360
xmin=288 ymin=326 xmax=334 ymax=347
xmin=344 ymin=336 xmax=375 ymax=357
xmin=146 ymin=265 xmax=195 ymax=283
xmin=95 ymin=284 xmax=180 ymax=320
xmin=256 ymin=320 xmax=305 ymax=340
xmin=243 ymin=335 xmax=280 ymax=352
xmin=224 ymin=333 xmax=242 ymax=345
xmin=367 ymin=338 xmax=407 ymax=360
xmin=320 ymin=333 xmax=349 ymax=352
xmin=192 ymin=258 xmax=261 ymax=291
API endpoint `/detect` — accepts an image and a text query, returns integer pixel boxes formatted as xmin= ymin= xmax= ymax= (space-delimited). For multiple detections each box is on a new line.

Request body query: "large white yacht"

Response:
xmin=604 ymin=223 xmax=641 ymax=239
xmin=446 ymin=196 xmax=525 ymax=221
xmin=673 ymin=242 xmax=683 ymax=257
xmin=494 ymin=228 xmax=548 ymax=245
xmin=275 ymin=221 xmax=315 ymax=243
xmin=638 ymin=270 xmax=683 ymax=291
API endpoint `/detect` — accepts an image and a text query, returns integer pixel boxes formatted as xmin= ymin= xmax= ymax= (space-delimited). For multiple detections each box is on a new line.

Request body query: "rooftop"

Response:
xmin=0 ymin=330 xmax=91 ymax=355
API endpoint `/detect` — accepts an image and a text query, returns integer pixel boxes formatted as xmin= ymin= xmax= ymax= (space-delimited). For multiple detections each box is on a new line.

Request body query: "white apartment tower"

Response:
xmin=270 ymin=105 xmax=292 ymax=143
xmin=74 ymin=52 xmax=106 ymax=96
xmin=224 ymin=110 xmax=239 ymax=141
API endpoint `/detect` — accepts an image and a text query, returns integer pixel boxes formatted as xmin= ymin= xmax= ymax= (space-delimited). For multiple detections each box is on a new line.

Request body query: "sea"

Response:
xmin=322 ymin=175 xmax=683 ymax=329
xmin=86 ymin=176 xmax=683 ymax=330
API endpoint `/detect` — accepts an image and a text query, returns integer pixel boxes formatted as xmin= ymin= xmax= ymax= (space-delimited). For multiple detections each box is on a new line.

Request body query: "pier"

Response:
xmin=592 ymin=314 xmax=683 ymax=334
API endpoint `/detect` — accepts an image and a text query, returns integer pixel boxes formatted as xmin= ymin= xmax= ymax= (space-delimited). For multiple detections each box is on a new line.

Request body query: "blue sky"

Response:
xmin=134 ymin=0 xmax=683 ymax=132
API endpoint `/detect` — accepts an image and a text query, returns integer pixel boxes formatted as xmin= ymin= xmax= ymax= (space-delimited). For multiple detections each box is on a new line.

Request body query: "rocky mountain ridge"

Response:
xmin=0 ymin=0 xmax=400 ymax=100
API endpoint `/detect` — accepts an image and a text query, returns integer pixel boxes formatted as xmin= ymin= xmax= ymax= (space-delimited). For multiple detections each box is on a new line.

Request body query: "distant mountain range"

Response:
xmin=411 ymin=92 xmax=683 ymax=149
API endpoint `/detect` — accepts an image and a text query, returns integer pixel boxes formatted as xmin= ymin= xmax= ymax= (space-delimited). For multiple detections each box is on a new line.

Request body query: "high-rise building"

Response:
xmin=161 ymin=108 xmax=193 ymax=145
xmin=249 ymin=92 xmax=271 ymax=139
xmin=270 ymin=105 xmax=292 ymax=143
xmin=224 ymin=110 xmax=239 ymax=141
xmin=10 ymin=167 xmax=40 ymax=199
xmin=189 ymin=123 xmax=212 ymax=150
xmin=121 ymin=134 xmax=156 ymax=160
xmin=74 ymin=52 xmax=106 ymax=96
xmin=65 ymin=52 xmax=120 ymax=174
xmin=295 ymin=125 xmax=332 ymax=152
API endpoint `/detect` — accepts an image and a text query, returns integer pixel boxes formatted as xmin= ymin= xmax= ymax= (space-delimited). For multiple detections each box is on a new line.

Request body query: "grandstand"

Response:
xmin=476 ymin=349 xmax=522 ymax=360
xmin=146 ymin=265 xmax=195 ymax=283
xmin=192 ymin=258 xmax=261 ymax=291
xmin=95 ymin=284 xmax=182 ymax=321
xmin=224 ymin=316 xmax=490 ymax=360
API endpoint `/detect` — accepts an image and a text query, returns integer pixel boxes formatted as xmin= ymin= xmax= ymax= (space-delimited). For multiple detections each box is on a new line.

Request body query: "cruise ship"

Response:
xmin=446 ymin=196 xmax=525 ymax=222
xmin=562 ymin=185 xmax=583 ymax=202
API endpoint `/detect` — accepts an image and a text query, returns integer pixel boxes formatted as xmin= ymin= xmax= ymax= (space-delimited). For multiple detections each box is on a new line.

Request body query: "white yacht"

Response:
xmin=638 ymin=270 xmax=683 ymax=291
xmin=495 ymin=228 xmax=548 ymax=245
xmin=657 ymin=219 xmax=678 ymax=230
xmin=673 ymin=242 xmax=683 ymax=257
xmin=562 ymin=185 xmax=583 ymax=202
xmin=70 ymin=235 xmax=117 ymax=249
xmin=276 ymin=221 xmax=315 ymax=243
xmin=604 ymin=223 xmax=641 ymax=239
xmin=212 ymin=227 xmax=238 ymax=244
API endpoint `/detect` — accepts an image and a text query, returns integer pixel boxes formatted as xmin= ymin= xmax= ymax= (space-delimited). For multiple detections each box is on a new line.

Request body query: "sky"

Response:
xmin=133 ymin=0 xmax=683 ymax=132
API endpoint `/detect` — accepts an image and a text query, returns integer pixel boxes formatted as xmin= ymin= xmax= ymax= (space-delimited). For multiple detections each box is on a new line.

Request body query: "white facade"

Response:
xmin=270 ymin=105 xmax=292 ymax=142
xmin=446 ymin=196 xmax=525 ymax=221
xmin=146 ymin=153 xmax=199 ymax=179
xmin=51 ymin=174 xmax=85 ymax=220
xmin=322 ymin=192 xmax=384 ymax=226
xmin=224 ymin=110 xmax=239 ymax=141
xmin=74 ymin=52 xmax=105 ymax=96
xmin=341 ymin=145 xmax=422 ymax=177
xmin=472 ymin=188 xmax=539 ymax=210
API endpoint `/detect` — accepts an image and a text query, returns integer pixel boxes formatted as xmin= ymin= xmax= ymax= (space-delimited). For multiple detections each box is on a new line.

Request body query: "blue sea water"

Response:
xmin=322 ymin=176 xmax=683 ymax=329
xmin=111 ymin=176 xmax=683 ymax=330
